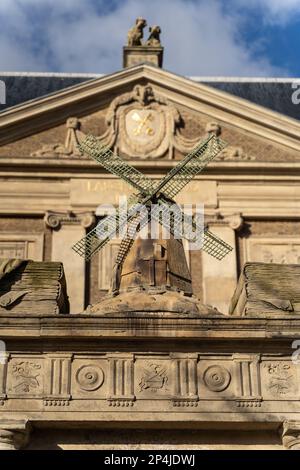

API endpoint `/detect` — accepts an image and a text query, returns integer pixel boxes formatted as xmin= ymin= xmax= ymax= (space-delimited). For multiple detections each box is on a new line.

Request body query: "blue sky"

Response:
xmin=0 ymin=0 xmax=299 ymax=77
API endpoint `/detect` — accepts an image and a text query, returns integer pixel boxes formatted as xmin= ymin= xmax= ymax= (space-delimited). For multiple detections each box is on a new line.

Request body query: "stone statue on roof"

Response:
xmin=127 ymin=18 xmax=162 ymax=47
xmin=146 ymin=26 xmax=161 ymax=46
xmin=127 ymin=17 xmax=147 ymax=46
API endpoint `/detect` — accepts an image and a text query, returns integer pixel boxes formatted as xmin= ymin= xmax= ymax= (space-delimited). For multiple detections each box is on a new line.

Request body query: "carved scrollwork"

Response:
xmin=75 ymin=364 xmax=104 ymax=391
xmin=44 ymin=212 xmax=61 ymax=229
xmin=207 ymin=212 xmax=244 ymax=231
xmin=44 ymin=211 xmax=95 ymax=230
xmin=203 ymin=365 xmax=231 ymax=392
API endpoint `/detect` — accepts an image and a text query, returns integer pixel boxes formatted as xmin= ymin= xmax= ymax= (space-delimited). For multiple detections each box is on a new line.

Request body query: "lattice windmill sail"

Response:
xmin=72 ymin=134 xmax=233 ymax=267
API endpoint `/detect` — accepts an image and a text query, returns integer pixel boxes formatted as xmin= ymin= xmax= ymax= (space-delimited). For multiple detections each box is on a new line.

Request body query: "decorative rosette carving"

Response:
xmin=75 ymin=365 xmax=104 ymax=391
xmin=203 ymin=365 xmax=231 ymax=392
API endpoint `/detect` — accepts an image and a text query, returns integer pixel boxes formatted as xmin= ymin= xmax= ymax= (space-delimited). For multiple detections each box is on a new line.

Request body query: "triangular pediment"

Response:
xmin=0 ymin=64 xmax=300 ymax=163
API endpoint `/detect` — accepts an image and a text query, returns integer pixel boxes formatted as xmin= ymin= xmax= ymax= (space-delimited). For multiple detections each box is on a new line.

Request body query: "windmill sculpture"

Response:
xmin=72 ymin=133 xmax=233 ymax=300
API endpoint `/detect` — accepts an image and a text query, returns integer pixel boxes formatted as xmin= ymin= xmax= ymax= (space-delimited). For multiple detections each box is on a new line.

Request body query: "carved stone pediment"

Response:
xmin=29 ymin=84 xmax=255 ymax=161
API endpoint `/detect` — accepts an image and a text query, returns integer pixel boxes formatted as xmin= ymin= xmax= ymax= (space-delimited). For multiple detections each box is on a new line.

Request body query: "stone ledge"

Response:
xmin=0 ymin=314 xmax=300 ymax=339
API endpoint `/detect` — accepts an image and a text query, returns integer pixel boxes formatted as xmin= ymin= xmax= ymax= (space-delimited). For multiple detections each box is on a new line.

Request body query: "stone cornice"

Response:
xmin=0 ymin=64 xmax=299 ymax=151
xmin=1 ymin=158 xmax=300 ymax=178
xmin=0 ymin=314 xmax=300 ymax=340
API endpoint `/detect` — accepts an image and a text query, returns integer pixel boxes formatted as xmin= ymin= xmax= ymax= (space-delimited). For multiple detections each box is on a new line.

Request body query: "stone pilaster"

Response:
xmin=232 ymin=353 xmax=262 ymax=407
xmin=44 ymin=353 xmax=73 ymax=406
xmin=44 ymin=211 xmax=95 ymax=313
xmin=107 ymin=353 xmax=135 ymax=406
xmin=202 ymin=213 xmax=243 ymax=314
xmin=0 ymin=420 xmax=31 ymax=450
xmin=282 ymin=421 xmax=300 ymax=450
xmin=171 ymin=353 xmax=199 ymax=407
xmin=0 ymin=352 xmax=9 ymax=406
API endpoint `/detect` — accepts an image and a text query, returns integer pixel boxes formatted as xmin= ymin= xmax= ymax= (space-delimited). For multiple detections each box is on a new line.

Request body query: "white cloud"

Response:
xmin=0 ymin=0 xmax=288 ymax=76
xmin=232 ymin=0 xmax=300 ymax=23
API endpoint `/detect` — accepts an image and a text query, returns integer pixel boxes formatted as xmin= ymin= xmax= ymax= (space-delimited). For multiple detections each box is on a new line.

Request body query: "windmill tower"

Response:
xmin=72 ymin=134 xmax=232 ymax=314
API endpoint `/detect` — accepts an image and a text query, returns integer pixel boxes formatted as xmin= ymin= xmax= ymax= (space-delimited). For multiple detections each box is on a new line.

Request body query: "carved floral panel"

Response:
xmin=6 ymin=357 xmax=44 ymax=397
xmin=2 ymin=353 xmax=300 ymax=406
xmin=260 ymin=360 xmax=299 ymax=399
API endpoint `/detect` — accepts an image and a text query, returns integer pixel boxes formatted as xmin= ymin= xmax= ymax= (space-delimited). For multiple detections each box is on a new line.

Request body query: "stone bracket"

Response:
xmin=282 ymin=421 xmax=300 ymax=450
xmin=0 ymin=419 xmax=31 ymax=450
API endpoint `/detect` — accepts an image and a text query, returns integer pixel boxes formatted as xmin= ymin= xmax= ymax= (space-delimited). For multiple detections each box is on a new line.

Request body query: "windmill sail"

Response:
xmin=78 ymin=134 xmax=226 ymax=202
xmin=72 ymin=194 xmax=141 ymax=260
xmin=78 ymin=135 xmax=152 ymax=194
xmin=155 ymin=135 xmax=226 ymax=199
xmin=201 ymin=229 xmax=233 ymax=260
xmin=115 ymin=210 xmax=150 ymax=266
xmin=75 ymin=133 xmax=232 ymax=264
xmin=152 ymin=197 xmax=232 ymax=260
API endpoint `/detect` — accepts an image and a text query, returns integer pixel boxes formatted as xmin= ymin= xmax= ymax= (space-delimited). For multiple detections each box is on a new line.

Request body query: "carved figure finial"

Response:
xmin=127 ymin=17 xmax=147 ymax=46
xmin=146 ymin=25 xmax=161 ymax=46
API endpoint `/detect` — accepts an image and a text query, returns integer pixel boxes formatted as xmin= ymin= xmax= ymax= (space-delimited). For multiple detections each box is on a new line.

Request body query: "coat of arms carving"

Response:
xmin=103 ymin=83 xmax=200 ymax=159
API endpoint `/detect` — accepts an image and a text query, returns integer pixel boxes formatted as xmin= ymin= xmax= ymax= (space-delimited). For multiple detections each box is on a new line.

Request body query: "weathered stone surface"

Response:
xmin=25 ymin=428 xmax=282 ymax=450
xmin=1 ymin=36 xmax=300 ymax=452
xmin=123 ymin=46 xmax=164 ymax=68
xmin=282 ymin=421 xmax=300 ymax=450
xmin=87 ymin=289 xmax=220 ymax=316
xmin=0 ymin=312 xmax=299 ymax=449
xmin=0 ymin=420 xmax=31 ymax=450
xmin=230 ymin=262 xmax=300 ymax=316
xmin=0 ymin=260 xmax=69 ymax=314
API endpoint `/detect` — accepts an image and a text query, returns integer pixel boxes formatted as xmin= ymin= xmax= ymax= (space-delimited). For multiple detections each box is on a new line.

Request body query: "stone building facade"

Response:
xmin=0 ymin=32 xmax=300 ymax=450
